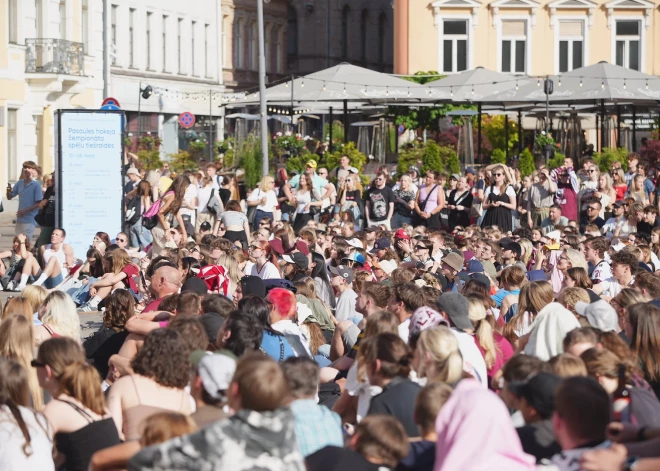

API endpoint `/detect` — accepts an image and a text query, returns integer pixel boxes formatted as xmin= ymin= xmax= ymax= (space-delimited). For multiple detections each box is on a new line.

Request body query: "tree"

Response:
xmin=441 ymin=146 xmax=460 ymax=174
xmin=593 ymin=147 xmax=629 ymax=173
xmin=421 ymin=141 xmax=443 ymax=174
xmin=169 ymin=151 xmax=197 ymax=174
xmin=239 ymin=135 xmax=264 ymax=189
xmin=491 ymin=149 xmax=506 ymax=165
xmin=483 ymin=115 xmax=518 ymax=153
xmin=518 ymin=148 xmax=535 ymax=177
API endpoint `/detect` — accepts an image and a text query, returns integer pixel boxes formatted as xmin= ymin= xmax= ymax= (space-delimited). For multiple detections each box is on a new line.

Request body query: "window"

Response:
xmin=129 ymin=8 xmax=135 ymax=67
xmin=558 ymin=21 xmax=583 ymax=73
xmin=264 ymin=24 xmax=270 ymax=72
xmin=59 ymin=0 xmax=66 ymax=40
xmin=234 ymin=19 xmax=243 ymax=69
xmin=111 ymin=5 xmax=117 ymax=65
xmin=222 ymin=16 xmax=229 ymax=68
xmin=361 ymin=10 xmax=368 ymax=63
xmin=178 ymin=18 xmax=183 ymax=73
xmin=248 ymin=22 xmax=257 ymax=70
xmin=379 ymin=13 xmax=387 ymax=64
xmin=8 ymin=0 xmax=17 ymax=43
xmin=341 ymin=6 xmax=351 ymax=59
xmin=162 ymin=15 xmax=168 ymax=71
xmin=501 ymin=20 xmax=527 ymax=73
xmin=287 ymin=6 xmax=297 ymax=56
xmin=36 ymin=0 xmax=43 ymax=37
xmin=81 ymin=0 xmax=88 ymax=52
xmin=442 ymin=20 xmax=468 ymax=73
xmin=204 ymin=24 xmax=209 ymax=77
xmin=192 ymin=21 xmax=196 ymax=75
xmin=7 ymin=110 xmax=18 ymax=184
xmin=146 ymin=12 xmax=152 ymax=69
xmin=615 ymin=20 xmax=641 ymax=71
xmin=270 ymin=25 xmax=279 ymax=72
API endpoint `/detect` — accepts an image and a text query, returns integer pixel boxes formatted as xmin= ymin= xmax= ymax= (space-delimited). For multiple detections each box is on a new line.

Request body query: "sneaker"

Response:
xmin=16 ymin=283 xmax=27 ymax=292
xmin=77 ymin=303 xmax=94 ymax=313
xmin=6 ymin=281 xmax=17 ymax=292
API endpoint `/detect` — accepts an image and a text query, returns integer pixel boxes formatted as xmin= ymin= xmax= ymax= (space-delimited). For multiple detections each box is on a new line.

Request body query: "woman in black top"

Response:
xmin=447 ymin=175 xmax=474 ymax=228
xmin=218 ymin=175 xmax=232 ymax=207
xmin=339 ymin=174 xmax=364 ymax=229
xmin=481 ymin=165 xmax=516 ymax=233
xmin=392 ymin=174 xmax=416 ymax=229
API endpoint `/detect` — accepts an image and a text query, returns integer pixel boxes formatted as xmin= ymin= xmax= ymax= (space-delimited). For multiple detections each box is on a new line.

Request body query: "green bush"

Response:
xmin=285 ymin=150 xmax=316 ymax=175
xmin=137 ymin=150 xmax=162 ymax=171
xmin=397 ymin=143 xmax=425 ymax=177
xmin=239 ymin=135 xmax=265 ymax=189
xmin=169 ymin=150 xmax=197 ymax=174
xmin=421 ymin=141 xmax=443 ymax=174
xmin=321 ymin=142 xmax=367 ymax=175
xmin=440 ymin=146 xmax=460 ymax=174
xmin=323 ymin=121 xmax=345 ymax=143
xmin=491 ymin=148 xmax=506 ymax=165
xmin=518 ymin=148 xmax=536 ymax=177
xmin=593 ymin=147 xmax=629 ymax=173
xmin=548 ymin=151 xmax=565 ymax=169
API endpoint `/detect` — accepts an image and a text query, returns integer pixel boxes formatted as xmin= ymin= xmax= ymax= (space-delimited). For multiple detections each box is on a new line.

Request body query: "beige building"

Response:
xmin=394 ymin=0 xmax=660 ymax=76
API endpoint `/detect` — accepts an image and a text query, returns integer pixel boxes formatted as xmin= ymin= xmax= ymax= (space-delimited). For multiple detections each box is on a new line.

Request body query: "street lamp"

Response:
xmin=257 ymin=0 xmax=269 ymax=177
xmin=138 ymin=83 xmax=153 ymax=140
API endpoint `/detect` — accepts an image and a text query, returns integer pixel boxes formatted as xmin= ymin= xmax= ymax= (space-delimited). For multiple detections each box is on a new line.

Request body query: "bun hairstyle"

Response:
xmin=357 ymin=333 xmax=412 ymax=380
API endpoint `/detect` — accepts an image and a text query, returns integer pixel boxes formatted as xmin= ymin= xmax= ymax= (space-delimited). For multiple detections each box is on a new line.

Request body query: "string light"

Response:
xmin=407 ymin=87 xmax=410 ymax=98
xmin=285 ymin=81 xmax=289 ymax=88
xmin=515 ymin=81 xmax=519 ymax=91
xmin=579 ymin=79 xmax=583 ymax=87
xmin=623 ymin=80 xmax=626 ymax=90
xmin=323 ymin=82 xmax=326 ymax=91
xmin=450 ymin=87 xmax=453 ymax=97
xmin=537 ymin=79 xmax=541 ymax=87
xmin=301 ymin=79 xmax=305 ymax=88
xmin=558 ymin=78 xmax=562 ymax=87
xmin=646 ymin=80 xmax=649 ymax=90
xmin=601 ymin=80 xmax=605 ymax=89
xmin=343 ymin=83 xmax=346 ymax=93
xmin=386 ymin=87 xmax=390 ymax=97
xmin=471 ymin=85 xmax=475 ymax=96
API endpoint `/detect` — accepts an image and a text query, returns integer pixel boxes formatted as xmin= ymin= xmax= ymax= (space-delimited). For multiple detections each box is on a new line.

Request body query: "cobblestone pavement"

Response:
xmin=0 ymin=222 xmax=102 ymax=339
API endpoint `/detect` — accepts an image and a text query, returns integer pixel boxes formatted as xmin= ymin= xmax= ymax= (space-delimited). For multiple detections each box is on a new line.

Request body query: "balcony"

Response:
xmin=25 ymin=38 xmax=85 ymax=76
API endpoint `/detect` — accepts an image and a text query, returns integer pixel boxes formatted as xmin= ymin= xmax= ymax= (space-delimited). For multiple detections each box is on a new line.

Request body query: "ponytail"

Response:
xmin=474 ymin=318 xmax=500 ymax=370
xmin=57 ymin=362 xmax=106 ymax=416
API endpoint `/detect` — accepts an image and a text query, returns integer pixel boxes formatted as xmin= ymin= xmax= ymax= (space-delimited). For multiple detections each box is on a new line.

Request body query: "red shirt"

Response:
xmin=474 ymin=331 xmax=515 ymax=388
xmin=142 ymin=297 xmax=163 ymax=313
xmin=121 ymin=263 xmax=140 ymax=293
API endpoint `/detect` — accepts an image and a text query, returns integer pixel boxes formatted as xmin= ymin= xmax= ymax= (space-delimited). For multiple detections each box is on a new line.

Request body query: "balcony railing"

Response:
xmin=25 ymin=38 xmax=85 ymax=76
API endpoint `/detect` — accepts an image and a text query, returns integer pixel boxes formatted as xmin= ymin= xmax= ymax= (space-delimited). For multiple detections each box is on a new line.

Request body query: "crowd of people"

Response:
xmin=2 ymin=150 xmax=660 ymax=470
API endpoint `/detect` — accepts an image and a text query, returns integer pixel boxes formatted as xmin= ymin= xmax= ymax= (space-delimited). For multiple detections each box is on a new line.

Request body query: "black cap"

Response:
xmin=199 ymin=312 xmax=225 ymax=345
xmin=200 ymin=221 xmax=212 ymax=231
xmin=181 ymin=277 xmax=209 ymax=296
xmin=283 ymin=252 xmax=309 ymax=270
xmin=370 ymin=238 xmax=391 ymax=253
xmin=240 ymin=275 xmax=266 ymax=298
xmin=508 ymin=372 xmax=561 ymax=420
xmin=500 ymin=238 xmax=522 ymax=258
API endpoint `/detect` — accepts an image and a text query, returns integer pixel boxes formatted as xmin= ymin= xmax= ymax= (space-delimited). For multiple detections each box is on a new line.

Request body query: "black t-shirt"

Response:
xmin=307 ymin=446 xmax=383 ymax=471
xmin=516 ymin=420 xmax=561 ymax=463
xmin=365 ymin=186 xmax=396 ymax=221
xmin=367 ymin=376 xmax=421 ymax=437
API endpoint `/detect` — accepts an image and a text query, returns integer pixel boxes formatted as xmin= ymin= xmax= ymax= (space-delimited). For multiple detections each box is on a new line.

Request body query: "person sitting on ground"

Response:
xmin=33 ymin=291 xmax=82 ymax=346
xmin=17 ymin=228 xmax=75 ymax=291
xmin=189 ymin=351 xmax=236 ymax=429
xmin=130 ymin=353 xmax=305 ymax=470
xmin=282 ymin=357 xmax=343 ymax=457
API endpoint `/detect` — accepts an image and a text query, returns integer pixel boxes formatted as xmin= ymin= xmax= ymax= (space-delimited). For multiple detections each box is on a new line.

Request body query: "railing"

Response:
xmin=25 ymin=38 xmax=85 ymax=76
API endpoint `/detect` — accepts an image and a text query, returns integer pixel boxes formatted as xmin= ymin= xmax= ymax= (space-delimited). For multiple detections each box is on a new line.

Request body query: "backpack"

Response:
xmin=197 ymin=265 xmax=230 ymax=296
xmin=142 ymin=191 xmax=173 ymax=230
xmin=125 ymin=195 xmax=142 ymax=226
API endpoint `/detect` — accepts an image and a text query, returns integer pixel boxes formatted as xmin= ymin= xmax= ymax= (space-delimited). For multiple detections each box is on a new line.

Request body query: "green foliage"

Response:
xmin=323 ymin=121 xmax=345 ymax=143
xmin=491 ymin=148 xmax=506 ymax=165
xmin=397 ymin=141 xmax=459 ymax=176
xmin=187 ymin=140 xmax=207 ymax=161
xmin=442 ymin=147 xmax=460 ymax=174
xmin=321 ymin=142 xmax=367 ymax=174
xmin=483 ymin=116 xmax=518 ymax=153
xmin=519 ymin=148 xmax=536 ymax=177
xmin=548 ymin=151 xmax=566 ymax=169
xmin=217 ymin=138 xmax=235 ymax=168
xmin=593 ymin=147 xmax=629 ymax=173
xmin=137 ymin=149 xmax=162 ymax=171
xmin=169 ymin=151 xmax=197 ymax=174
xmin=272 ymin=133 xmax=307 ymax=160
xmin=285 ymin=151 xmax=317 ymax=175
xmin=535 ymin=132 xmax=557 ymax=148
xmin=239 ymin=135 xmax=264 ymax=189
xmin=421 ymin=141 xmax=442 ymax=174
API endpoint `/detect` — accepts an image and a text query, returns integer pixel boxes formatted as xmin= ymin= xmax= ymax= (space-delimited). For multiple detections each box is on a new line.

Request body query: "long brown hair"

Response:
xmin=57 ymin=362 xmax=106 ymax=415
xmin=164 ymin=175 xmax=190 ymax=215
xmin=139 ymin=412 xmax=197 ymax=447
xmin=629 ymin=303 xmax=660 ymax=383
xmin=504 ymin=281 xmax=555 ymax=343
xmin=2 ymin=297 xmax=33 ymax=321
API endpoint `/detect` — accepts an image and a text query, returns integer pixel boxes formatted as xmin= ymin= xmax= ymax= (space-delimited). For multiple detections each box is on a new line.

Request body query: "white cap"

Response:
xmin=575 ymin=300 xmax=619 ymax=332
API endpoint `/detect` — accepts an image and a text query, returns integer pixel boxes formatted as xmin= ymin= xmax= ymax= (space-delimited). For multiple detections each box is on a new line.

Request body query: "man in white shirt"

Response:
xmin=435 ymin=292 xmax=488 ymax=388
xmin=386 ymin=283 xmax=425 ymax=343
xmin=206 ymin=163 xmax=221 ymax=190
xmin=329 ymin=266 xmax=358 ymax=323
xmin=583 ymin=237 xmax=612 ymax=285
xmin=591 ymin=250 xmax=637 ymax=300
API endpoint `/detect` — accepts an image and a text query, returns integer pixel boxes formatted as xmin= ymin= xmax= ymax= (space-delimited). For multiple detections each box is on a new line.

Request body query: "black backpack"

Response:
xmin=125 ymin=195 xmax=142 ymax=226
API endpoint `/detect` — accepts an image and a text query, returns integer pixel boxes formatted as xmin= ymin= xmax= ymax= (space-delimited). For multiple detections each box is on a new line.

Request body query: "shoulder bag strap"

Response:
xmin=278 ymin=336 xmax=285 ymax=362
xmin=421 ymin=184 xmax=439 ymax=212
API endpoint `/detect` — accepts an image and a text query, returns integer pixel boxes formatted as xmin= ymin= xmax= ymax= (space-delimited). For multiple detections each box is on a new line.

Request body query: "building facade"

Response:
xmin=394 ymin=0 xmax=660 ymax=76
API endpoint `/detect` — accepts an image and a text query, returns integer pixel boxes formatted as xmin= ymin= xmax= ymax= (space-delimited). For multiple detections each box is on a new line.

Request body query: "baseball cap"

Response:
xmin=364 ymin=226 xmax=379 ymax=233
xmin=508 ymin=372 xmax=561 ymax=420
xmin=457 ymin=272 xmax=491 ymax=291
xmin=450 ymin=173 xmax=461 ymax=181
xmin=441 ymin=252 xmax=464 ymax=272
xmin=370 ymin=238 xmax=391 ymax=253
xmin=500 ymin=238 xmax=522 ymax=258
xmin=192 ymin=351 xmax=237 ymax=401
xmin=466 ymin=167 xmax=476 ymax=175
xmin=240 ymin=275 xmax=266 ymax=298
xmin=329 ymin=265 xmax=354 ymax=284
xmin=346 ymin=238 xmax=364 ymax=249
xmin=575 ymin=300 xmax=618 ymax=332
xmin=394 ymin=229 xmax=410 ymax=240
xmin=200 ymin=221 xmax=212 ymax=232
xmin=306 ymin=160 xmax=318 ymax=169
xmin=372 ymin=259 xmax=397 ymax=276
xmin=181 ymin=277 xmax=209 ymax=296
xmin=613 ymin=200 xmax=626 ymax=208
xmin=409 ymin=306 xmax=449 ymax=342
xmin=282 ymin=252 xmax=309 ymax=270
xmin=466 ymin=260 xmax=484 ymax=273
xmin=127 ymin=167 xmax=140 ymax=176
xmin=481 ymin=260 xmax=497 ymax=279
xmin=435 ymin=292 xmax=473 ymax=331
xmin=342 ymin=252 xmax=366 ymax=266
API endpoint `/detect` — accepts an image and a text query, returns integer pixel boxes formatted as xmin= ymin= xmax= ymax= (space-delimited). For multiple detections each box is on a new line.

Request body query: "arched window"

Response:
xmin=287 ymin=6 xmax=298 ymax=56
xmin=342 ymin=5 xmax=351 ymax=59
xmin=378 ymin=13 xmax=387 ymax=64
xmin=361 ymin=9 xmax=369 ymax=63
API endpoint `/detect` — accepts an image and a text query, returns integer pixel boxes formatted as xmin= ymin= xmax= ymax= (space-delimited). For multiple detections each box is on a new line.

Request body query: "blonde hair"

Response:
xmin=558 ymin=287 xmax=590 ymax=317
xmin=518 ymin=239 xmax=533 ymax=266
xmin=215 ymin=254 xmax=243 ymax=290
xmin=415 ymin=326 xmax=464 ymax=384
xmin=548 ymin=353 xmax=588 ymax=378
xmin=599 ymin=172 xmax=614 ymax=193
xmin=139 ymin=412 xmax=198 ymax=447
xmin=2 ymin=298 xmax=33 ymax=321
xmin=466 ymin=295 xmax=500 ymax=369
xmin=613 ymin=288 xmax=650 ymax=310
xmin=504 ymin=281 xmax=555 ymax=343
xmin=258 ymin=175 xmax=274 ymax=192
xmin=563 ymin=248 xmax=588 ymax=271
xmin=40 ymin=292 xmax=82 ymax=342
xmin=21 ymin=285 xmax=48 ymax=314
xmin=0 ymin=315 xmax=43 ymax=409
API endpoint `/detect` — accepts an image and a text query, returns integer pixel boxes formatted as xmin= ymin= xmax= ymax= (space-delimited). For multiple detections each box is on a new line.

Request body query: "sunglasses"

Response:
xmin=587 ymin=207 xmax=599 ymax=211
xmin=31 ymin=360 xmax=46 ymax=368
xmin=248 ymin=245 xmax=260 ymax=251
xmin=587 ymin=170 xmax=596 ymax=173
xmin=117 ymin=238 xmax=125 ymax=242
xmin=494 ymin=173 xmax=503 ymax=177
xmin=415 ymin=245 xmax=427 ymax=250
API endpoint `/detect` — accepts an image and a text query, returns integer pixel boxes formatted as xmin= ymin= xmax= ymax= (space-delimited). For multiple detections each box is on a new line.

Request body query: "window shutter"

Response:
xmin=502 ymin=20 xmax=526 ymax=37
xmin=559 ymin=21 xmax=583 ymax=37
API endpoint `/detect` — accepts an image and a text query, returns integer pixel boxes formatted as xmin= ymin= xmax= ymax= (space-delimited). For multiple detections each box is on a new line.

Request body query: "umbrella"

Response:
xmin=422 ymin=67 xmax=527 ymax=102
xmin=479 ymin=61 xmax=660 ymax=104
xmin=232 ymin=62 xmax=426 ymax=105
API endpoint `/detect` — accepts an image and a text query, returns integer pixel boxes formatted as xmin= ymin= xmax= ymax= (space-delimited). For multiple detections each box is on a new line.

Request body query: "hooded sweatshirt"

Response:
xmin=524 ymin=303 xmax=580 ymax=361
xmin=129 ymin=408 xmax=305 ymax=471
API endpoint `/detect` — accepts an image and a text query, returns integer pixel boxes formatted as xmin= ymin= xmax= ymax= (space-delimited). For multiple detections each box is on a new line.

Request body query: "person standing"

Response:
xmin=247 ymin=176 xmax=278 ymax=232
xmin=365 ymin=172 xmax=396 ymax=230
xmin=7 ymin=161 xmax=42 ymax=241
xmin=292 ymin=174 xmax=322 ymax=233
xmin=447 ymin=176 xmax=473 ymax=228
xmin=392 ymin=174 xmax=416 ymax=229
xmin=481 ymin=165 xmax=516 ymax=233
xmin=550 ymin=157 xmax=579 ymax=222
xmin=414 ymin=170 xmax=444 ymax=228
xmin=527 ymin=168 xmax=557 ymax=227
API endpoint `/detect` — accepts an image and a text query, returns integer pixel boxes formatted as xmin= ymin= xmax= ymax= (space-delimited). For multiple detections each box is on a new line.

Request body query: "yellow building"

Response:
xmin=394 ymin=0 xmax=660 ymax=77
xmin=0 ymin=0 xmax=100 ymax=189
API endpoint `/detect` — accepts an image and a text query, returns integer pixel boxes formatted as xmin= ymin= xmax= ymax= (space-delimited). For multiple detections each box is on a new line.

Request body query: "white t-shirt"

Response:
xmin=250 ymin=261 xmax=280 ymax=280
xmin=197 ymin=185 xmax=213 ymax=213
xmin=591 ymin=260 xmax=613 ymax=284
xmin=599 ymin=276 xmax=634 ymax=298
xmin=451 ymin=329 xmax=488 ymax=388
xmin=247 ymin=188 xmax=278 ymax=213
xmin=180 ymin=183 xmax=197 ymax=220
xmin=345 ymin=362 xmax=382 ymax=423
xmin=398 ymin=318 xmax=411 ymax=343
xmin=0 ymin=406 xmax=54 ymax=470
xmin=483 ymin=185 xmax=516 ymax=201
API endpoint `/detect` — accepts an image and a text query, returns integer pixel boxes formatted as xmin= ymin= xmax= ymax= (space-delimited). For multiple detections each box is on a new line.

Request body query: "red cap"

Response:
xmin=394 ymin=229 xmax=410 ymax=240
